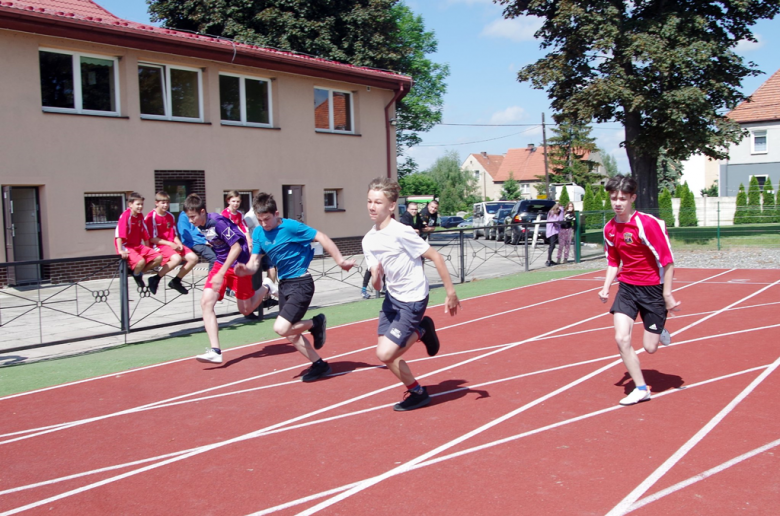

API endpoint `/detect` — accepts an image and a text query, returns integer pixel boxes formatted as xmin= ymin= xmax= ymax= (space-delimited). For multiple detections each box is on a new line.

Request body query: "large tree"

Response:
xmin=497 ymin=0 xmax=780 ymax=210
xmin=546 ymin=120 xmax=599 ymax=182
xmin=425 ymin=151 xmax=479 ymax=213
xmin=147 ymin=0 xmax=448 ymax=176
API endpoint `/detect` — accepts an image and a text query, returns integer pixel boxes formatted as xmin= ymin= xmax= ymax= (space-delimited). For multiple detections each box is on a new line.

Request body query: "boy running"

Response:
xmin=236 ymin=193 xmax=355 ymax=382
xmin=363 ymin=178 xmax=460 ymax=411
xmin=144 ymin=192 xmax=199 ymax=295
xmin=183 ymin=194 xmax=272 ymax=364
xmin=115 ymin=192 xmax=162 ymax=289
xmin=598 ymin=175 xmax=681 ymax=406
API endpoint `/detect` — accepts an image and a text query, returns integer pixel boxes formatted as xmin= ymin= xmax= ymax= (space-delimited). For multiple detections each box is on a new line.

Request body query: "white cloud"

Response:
xmin=736 ymin=34 xmax=764 ymax=53
xmin=481 ymin=16 xmax=543 ymax=42
xmin=489 ymin=106 xmax=526 ymax=124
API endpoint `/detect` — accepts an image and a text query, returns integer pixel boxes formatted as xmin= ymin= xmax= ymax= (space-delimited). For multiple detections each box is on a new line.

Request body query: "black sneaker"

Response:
xmin=393 ymin=387 xmax=431 ymax=411
xmin=132 ymin=272 xmax=145 ymax=288
xmin=147 ymin=274 xmax=162 ymax=295
xmin=311 ymin=314 xmax=327 ymax=350
xmin=262 ymin=298 xmax=279 ymax=309
xmin=168 ymin=277 xmax=189 ymax=295
xmin=301 ymin=360 xmax=331 ymax=382
xmin=244 ymin=311 xmax=259 ymax=320
xmin=419 ymin=316 xmax=440 ymax=357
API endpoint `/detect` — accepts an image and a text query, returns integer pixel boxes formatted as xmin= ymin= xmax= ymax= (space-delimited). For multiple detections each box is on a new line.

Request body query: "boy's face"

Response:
xmin=129 ymin=199 xmax=144 ymax=215
xmin=609 ymin=190 xmax=636 ymax=218
xmin=367 ymin=189 xmax=396 ymax=223
xmin=155 ymin=197 xmax=170 ymax=213
xmin=257 ymin=211 xmax=281 ymax=232
xmin=186 ymin=209 xmax=207 ymax=227
xmin=227 ymin=196 xmax=241 ymax=213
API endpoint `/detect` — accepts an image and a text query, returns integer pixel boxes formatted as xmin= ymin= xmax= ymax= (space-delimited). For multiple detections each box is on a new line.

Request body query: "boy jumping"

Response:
xmin=183 ymin=194 xmax=272 ymax=364
xmin=236 ymin=193 xmax=354 ymax=382
xmin=363 ymin=178 xmax=460 ymax=411
xmin=598 ymin=175 xmax=681 ymax=406
xmin=115 ymin=192 xmax=162 ymax=289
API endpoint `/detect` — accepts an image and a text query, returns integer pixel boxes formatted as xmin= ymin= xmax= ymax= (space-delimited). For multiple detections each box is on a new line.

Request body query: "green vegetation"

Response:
xmin=658 ymin=188 xmax=675 ymax=228
xmin=678 ymin=183 xmax=698 ymax=227
xmin=734 ymin=183 xmax=747 ymax=225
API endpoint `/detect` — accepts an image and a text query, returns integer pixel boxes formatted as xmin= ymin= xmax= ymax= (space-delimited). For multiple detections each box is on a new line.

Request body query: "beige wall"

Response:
xmin=0 ymin=29 xmax=396 ymax=259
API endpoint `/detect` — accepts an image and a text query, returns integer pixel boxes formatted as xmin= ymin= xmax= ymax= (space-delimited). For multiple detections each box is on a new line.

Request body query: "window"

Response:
xmin=138 ymin=63 xmax=202 ymax=121
xmin=219 ymin=74 xmax=272 ymax=126
xmin=751 ymin=175 xmax=768 ymax=192
xmin=314 ymin=88 xmax=353 ymax=133
xmin=324 ymin=189 xmax=341 ymax=210
xmin=39 ymin=49 xmax=119 ymax=115
xmin=752 ymin=131 xmax=768 ymax=154
xmin=223 ymin=190 xmax=254 ymax=214
xmin=84 ymin=193 xmax=125 ymax=229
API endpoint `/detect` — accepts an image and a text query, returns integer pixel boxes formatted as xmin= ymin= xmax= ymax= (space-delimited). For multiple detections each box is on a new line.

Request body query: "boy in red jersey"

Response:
xmin=115 ymin=192 xmax=163 ymax=289
xmin=598 ymin=175 xmax=681 ymax=406
xmin=144 ymin=192 xmax=199 ymax=295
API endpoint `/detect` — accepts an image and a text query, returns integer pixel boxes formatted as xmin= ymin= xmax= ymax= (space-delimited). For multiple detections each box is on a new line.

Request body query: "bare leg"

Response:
xmin=237 ymin=286 xmax=267 ymax=315
xmin=613 ymin=312 xmax=646 ymax=388
xmin=178 ymin=252 xmax=199 ymax=277
xmin=643 ymin=330 xmax=662 ymax=355
xmin=376 ymin=333 xmax=418 ymax=386
xmin=201 ymin=288 xmax=221 ymax=349
xmin=274 ymin=317 xmax=319 ymax=361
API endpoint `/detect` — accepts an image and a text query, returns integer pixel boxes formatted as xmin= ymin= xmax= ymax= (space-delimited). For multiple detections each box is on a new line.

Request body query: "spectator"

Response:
xmin=558 ymin=202 xmax=576 ymax=264
xmin=400 ymin=202 xmax=423 ymax=235
xmin=419 ymin=199 xmax=439 ymax=241
xmin=545 ymin=203 xmax=564 ymax=266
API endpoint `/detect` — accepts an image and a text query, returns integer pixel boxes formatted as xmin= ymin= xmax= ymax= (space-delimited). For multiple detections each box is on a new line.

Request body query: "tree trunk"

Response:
xmin=624 ymin=111 xmax=659 ymax=212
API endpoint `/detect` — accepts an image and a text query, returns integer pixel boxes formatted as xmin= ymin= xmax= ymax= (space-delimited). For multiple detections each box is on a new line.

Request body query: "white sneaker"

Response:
xmin=620 ymin=387 xmax=651 ymax=406
xmin=660 ymin=328 xmax=672 ymax=346
xmin=262 ymin=277 xmax=279 ymax=298
xmin=196 ymin=349 xmax=223 ymax=364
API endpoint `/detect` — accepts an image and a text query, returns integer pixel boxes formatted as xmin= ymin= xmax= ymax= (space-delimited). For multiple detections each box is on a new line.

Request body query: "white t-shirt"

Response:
xmin=362 ymin=218 xmax=430 ymax=302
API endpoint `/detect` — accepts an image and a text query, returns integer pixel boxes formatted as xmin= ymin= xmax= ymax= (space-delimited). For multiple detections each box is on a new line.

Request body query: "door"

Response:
xmin=282 ymin=185 xmax=304 ymax=222
xmin=3 ymin=187 xmax=42 ymax=284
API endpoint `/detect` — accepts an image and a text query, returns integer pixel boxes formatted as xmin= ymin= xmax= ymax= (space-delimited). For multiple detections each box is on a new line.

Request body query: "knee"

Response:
xmin=376 ymin=348 xmax=393 ymax=364
xmin=614 ymin=333 xmax=632 ymax=351
xmin=273 ymin=320 xmax=289 ymax=336
xmin=238 ymin=304 xmax=253 ymax=316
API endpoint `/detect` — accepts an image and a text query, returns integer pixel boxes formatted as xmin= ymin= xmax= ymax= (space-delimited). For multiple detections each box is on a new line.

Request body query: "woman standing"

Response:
xmin=545 ymin=203 xmax=564 ymax=266
xmin=558 ymin=202 xmax=576 ymax=264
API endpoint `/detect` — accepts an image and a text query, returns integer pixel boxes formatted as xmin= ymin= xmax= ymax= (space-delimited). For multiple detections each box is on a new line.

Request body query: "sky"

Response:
xmin=97 ymin=0 xmax=780 ymax=174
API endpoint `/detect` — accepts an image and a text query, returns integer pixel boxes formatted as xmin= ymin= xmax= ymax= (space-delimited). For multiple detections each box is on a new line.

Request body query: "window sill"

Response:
xmin=43 ymin=110 xmax=128 ymax=119
xmin=221 ymin=122 xmax=280 ymax=130
xmin=325 ymin=208 xmax=346 ymax=213
xmin=141 ymin=117 xmax=211 ymax=125
xmin=85 ymin=224 xmax=119 ymax=230
xmin=315 ymin=129 xmax=361 ymax=137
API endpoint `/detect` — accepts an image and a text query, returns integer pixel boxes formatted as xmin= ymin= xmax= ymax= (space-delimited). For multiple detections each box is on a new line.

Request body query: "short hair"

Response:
xmin=367 ymin=177 xmax=400 ymax=203
xmin=225 ymin=190 xmax=241 ymax=202
xmin=407 ymin=202 xmax=418 ymax=209
xmin=183 ymin=193 xmax=206 ymax=213
xmin=428 ymin=199 xmax=439 ymax=206
xmin=127 ymin=192 xmax=144 ymax=204
xmin=155 ymin=191 xmax=170 ymax=202
xmin=605 ymin=174 xmax=637 ymax=195
xmin=253 ymin=192 xmax=277 ymax=215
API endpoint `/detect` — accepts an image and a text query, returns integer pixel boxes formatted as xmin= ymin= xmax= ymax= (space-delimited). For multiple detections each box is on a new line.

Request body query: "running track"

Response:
xmin=1 ymin=268 xmax=779 ymax=515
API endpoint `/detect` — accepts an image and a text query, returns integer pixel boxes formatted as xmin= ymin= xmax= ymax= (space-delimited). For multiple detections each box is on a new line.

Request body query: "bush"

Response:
xmin=658 ymin=188 xmax=675 ymax=228
xmin=734 ymin=184 xmax=747 ymax=224
xmin=747 ymin=176 xmax=761 ymax=224
xmin=762 ymin=177 xmax=775 ymax=224
xmin=678 ymin=186 xmax=698 ymax=227
xmin=559 ymin=185 xmax=570 ymax=206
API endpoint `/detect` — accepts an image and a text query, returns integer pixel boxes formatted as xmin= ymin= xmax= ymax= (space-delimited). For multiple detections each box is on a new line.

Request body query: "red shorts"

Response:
xmin=205 ymin=264 xmax=254 ymax=301
xmin=158 ymin=244 xmax=193 ymax=264
xmin=125 ymin=245 xmax=160 ymax=270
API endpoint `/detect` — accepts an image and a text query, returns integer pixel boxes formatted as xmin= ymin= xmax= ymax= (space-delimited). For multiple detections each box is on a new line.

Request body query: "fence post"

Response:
xmin=575 ymin=212 xmax=581 ymax=263
xmin=717 ymin=202 xmax=721 ymax=251
xmin=119 ymin=259 xmax=130 ymax=333
xmin=459 ymin=229 xmax=465 ymax=283
xmin=524 ymin=226 xmax=530 ymax=271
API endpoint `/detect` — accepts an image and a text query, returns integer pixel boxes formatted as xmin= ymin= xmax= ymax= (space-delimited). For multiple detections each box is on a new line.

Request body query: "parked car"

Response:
xmin=440 ymin=216 xmax=465 ymax=228
xmin=472 ymin=201 xmax=516 ymax=239
xmin=505 ymin=199 xmax=556 ymax=244
xmin=487 ymin=208 xmax=513 ymax=240
xmin=457 ymin=217 xmax=473 ymax=228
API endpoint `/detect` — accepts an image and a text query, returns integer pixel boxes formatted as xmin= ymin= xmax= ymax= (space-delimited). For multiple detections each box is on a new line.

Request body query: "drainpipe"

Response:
xmin=385 ymin=83 xmax=406 ymax=179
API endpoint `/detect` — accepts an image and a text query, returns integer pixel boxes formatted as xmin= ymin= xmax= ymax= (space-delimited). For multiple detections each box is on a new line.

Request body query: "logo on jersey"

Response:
xmin=623 ymin=232 xmax=634 ymax=244
xmin=221 ymin=227 xmax=235 ymax=240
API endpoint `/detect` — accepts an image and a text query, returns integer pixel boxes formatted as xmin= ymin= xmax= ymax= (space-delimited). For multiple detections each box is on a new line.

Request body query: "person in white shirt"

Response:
xmin=362 ymin=177 xmax=460 ymax=411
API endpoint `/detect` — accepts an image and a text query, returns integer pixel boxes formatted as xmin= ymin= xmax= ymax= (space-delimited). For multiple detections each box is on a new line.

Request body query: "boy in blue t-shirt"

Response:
xmin=236 ymin=193 xmax=355 ymax=382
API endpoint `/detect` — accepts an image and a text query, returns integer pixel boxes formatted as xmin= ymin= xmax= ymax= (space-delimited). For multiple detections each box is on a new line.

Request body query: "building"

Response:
xmin=460 ymin=151 xmax=504 ymax=200
xmin=0 ymin=0 xmax=411 ymax=284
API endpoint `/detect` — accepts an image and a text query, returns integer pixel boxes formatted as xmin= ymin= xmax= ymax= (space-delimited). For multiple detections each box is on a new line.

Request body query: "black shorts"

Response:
xmin=278 ymin=274 xmax=315 ymax=324
xmin=610 ymin=282 xmax=667 ymax=334
xmin=378 ymin=293 xmax=428 ymax=347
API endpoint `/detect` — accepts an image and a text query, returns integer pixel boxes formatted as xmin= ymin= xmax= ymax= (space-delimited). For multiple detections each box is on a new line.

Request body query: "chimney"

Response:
xmin=481 ymin=151 xmax=487 ymax=157
xmin=527 ymin=143 xmax=535 ymax=149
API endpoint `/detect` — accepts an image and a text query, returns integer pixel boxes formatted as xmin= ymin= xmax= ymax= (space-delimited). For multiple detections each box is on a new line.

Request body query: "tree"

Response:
xmin=497 ymin=0 xmax=779 ymax=211
xmin=657 ymin=149 xmax=683 ymax=195
xmin=601 ymin=152 xmax=619 ymax=178
xmin=399 ymin=173 xmax=439 ymax=197
xmin=747 ymin=175 xmax=761 ymax=224
xmin=425 ymin=150 xmax=478 ymax=214
xmin=762 ymin=177 xmax=774 ymax=223
xmin=546 ymin=120 xmax=599 ymax=183
xmin=659 ymin=188 xmax=675 ymax=228
xmin=701 ymin=180 xmax=719 ymax=197
xmin=678 ymin=186 xmax=698 ymax=227
xmin=147 ymin=0 xmax=449 ymax=176
xmin=559 ymin=185 xmax=570 ymax=206
xmin=582 ymin=183 xmax=600 ymax=228
xmin=734 ymin=183 xmax=747 ymax=224
xmin=500 ymin=172 xmax=522 ymax=201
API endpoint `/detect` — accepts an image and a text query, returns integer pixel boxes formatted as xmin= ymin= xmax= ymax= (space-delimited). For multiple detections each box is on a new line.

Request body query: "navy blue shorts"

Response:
xmin=610 ymin=282 xmax=667 ymax=334
xmin=378 ymin=293 xmax=429 ymax=347
xmin=278 ymin=275 xmax=314 ymax=324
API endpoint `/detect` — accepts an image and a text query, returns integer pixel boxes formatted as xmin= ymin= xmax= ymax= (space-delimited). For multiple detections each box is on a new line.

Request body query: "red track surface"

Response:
xmin=2 ymin=269 xmax=779 ymax=515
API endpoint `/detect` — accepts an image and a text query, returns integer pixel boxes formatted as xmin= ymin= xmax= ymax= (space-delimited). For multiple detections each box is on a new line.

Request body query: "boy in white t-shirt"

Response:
xmin=362 ymin=178 xmax=460 ymax=411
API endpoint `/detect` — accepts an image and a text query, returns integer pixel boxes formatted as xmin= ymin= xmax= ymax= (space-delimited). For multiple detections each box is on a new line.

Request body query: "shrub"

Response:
xmin=658 ymin=188 xmax=675 ymax=228
xmin=678 ymin=186 xmax=698 ymax=227
xmin=734 ymin=184 xmax=747 ymax=224
xmin=747 ymin=176 xmax=761 ymax=224
xmin=559 ymin=185 xmax=570 ymax=206
xmin=762 ymin=177 xmax=775 ymax=224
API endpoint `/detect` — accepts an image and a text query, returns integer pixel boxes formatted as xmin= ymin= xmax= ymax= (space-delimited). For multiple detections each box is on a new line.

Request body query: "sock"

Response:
xmin=637 ymin=385 xmax=647 ymax=391
xmin=406 ymin=381 xmax=422 ymax=394
xmin=212 ymin=348 xmax=222 ymax=354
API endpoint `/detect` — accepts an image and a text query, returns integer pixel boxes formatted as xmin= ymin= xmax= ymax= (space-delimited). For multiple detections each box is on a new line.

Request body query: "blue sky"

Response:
xmin=98 ymin=0 xmax=780 ymax=174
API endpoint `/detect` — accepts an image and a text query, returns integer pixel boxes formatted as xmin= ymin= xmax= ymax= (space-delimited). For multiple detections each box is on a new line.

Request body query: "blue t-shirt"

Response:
xmin=177 ymin=211 xmax=207 ymax=247
xmin=252 ymin=218 xmax=317 ymax=279
xmin=198 ymin=213 xmax=250 ymax=267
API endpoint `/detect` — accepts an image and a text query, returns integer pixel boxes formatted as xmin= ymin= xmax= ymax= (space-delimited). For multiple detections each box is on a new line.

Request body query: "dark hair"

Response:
xmin=253 ymin=192 xmax=277 ymax=214
xmin=127 ymin=192 xmax=144 ymax=204
xmin=183 ymin=193 xmax=206 ymax=213
xmin=155 ymin=191 xmax=170 ymax=201
xmin=367 ymin=177 xmax=400 ymax=202
xmin=225 ymin=190 xmax=241 ymax=202
xmin=428 ymin=199 xmax=439 ymax=206
xmin=605 ymin=174 xmax=637 ymax=195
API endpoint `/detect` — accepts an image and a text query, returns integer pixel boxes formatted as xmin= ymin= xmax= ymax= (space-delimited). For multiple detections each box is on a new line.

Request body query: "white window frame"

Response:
xmin=750 ymin=174 xmax=769 ymax=192
xmin=314 ymin=87 xmax=354 ymax=134
xmin=219 ymin=72 xmax=273 ymax=127
xmin=84 ymin=192 xmax=126 ymax=229
xmin=751 ymin=130 xmax=768 ymax=154
xmin=39 ymin=48 xmax=121 ymax=116
xmin=324 ymin=189 xmax=340 ymax=210
xmin=138 ymin=62 xmax=203 ymax=122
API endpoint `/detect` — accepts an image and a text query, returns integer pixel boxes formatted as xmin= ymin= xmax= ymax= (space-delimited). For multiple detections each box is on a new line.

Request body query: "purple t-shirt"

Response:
xmin=198 ymin=213 xmax=250 ymax=267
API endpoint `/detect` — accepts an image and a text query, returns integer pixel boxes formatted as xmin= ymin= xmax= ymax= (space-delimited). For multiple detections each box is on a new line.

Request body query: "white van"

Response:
xmin=472 ymin=201 xmax=515 ymax=239
xmin=552 ymin=183 xmax=585 ymax=202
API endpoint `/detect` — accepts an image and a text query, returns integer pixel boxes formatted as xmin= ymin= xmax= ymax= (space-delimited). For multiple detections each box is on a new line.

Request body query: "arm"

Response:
xmin=235 ymin=253 xmax=262 ymax=277
xmin=598 ymin=265 xmax=619 ymax=303
xmin=314 ymin=231 xmax=355 ymax=271
xmin=421 ymin=246 xmax=460 ymax=315
xmin=662 ymin=263 xmax=681 ymax=313
xmin=370 ymin=262 xmax=384 ymax=291
xmin=116 ymin=238 xmax=128 ymax=260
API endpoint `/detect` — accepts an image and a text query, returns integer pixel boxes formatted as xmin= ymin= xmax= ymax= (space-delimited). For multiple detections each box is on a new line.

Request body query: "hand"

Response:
xmin=598 ymin=288 xmax=609 ymax=303
xmin=119 ymin=250 xmax=129 ymax=260
xmin=174 ymin=243 xmax=183 ymax=251
xmin=339 ymin=258 xmax=356 ymax=271
xmin=665 ymin=295 xmax=682 ymax=314
xmin=210 ymin=272 xmax=225 ymax=291
xmin=445 ymin=292 xmax=461 ymax=316
xmin=234 ymin=263 xmax=248 ymax=277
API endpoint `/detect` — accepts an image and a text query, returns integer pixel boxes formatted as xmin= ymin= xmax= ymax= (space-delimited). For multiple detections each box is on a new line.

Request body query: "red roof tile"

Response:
xmin=467 ymin=152 xmax=504 ymax=179
xmin=493 ymin=146 xmax=592 ymax=182
xmin=728 ymin=68 xmax=780 ymax=123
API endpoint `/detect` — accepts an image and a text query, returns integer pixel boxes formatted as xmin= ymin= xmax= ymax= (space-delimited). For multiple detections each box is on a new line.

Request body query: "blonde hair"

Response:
xmin=549 ymin=202 xmax=562 ymax=216
xmin=367 ymin=177 xmax=400 ymax=203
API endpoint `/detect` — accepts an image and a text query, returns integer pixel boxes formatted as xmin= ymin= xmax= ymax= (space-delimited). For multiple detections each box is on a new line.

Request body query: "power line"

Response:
xmin=416 ymin=127 xmax=539 ymax=147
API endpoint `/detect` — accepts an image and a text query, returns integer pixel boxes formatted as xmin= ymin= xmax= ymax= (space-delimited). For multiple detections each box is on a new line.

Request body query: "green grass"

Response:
xmin=0 ymin=268 xmax=594 ymax=397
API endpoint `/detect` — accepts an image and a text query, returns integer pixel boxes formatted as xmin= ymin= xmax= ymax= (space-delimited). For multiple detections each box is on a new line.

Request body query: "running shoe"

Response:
xmin=263 ymin=277 xmax=279 ymax=298
xmin=147 ymin=274 xmax=161 ymax=295
xmin=301 ymin=360 xmax=331 ymax=382
xmin=660 ymin=328 xmax=672 ymax=346
xmin=619 ymin=387 xmax=651 ymax=406
xmin=311 ymin=314 xmax=327 ymax=350
xmin=361 ymin=288 xmax=371 ymax=299
xmin=168 ymin=277 xmax=189 ymax=295
xmin=195 ymin=348 xmax=223 ymax=364
xmin=393 ymin=387 xmax=431 ymax=411
xmin=419 ymin=316 xmax=440 ymax=357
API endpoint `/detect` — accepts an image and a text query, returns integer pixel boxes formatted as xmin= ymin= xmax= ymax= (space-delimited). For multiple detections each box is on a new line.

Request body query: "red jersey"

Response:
xmin=604 ymin=211 xmax=674 ymax=286
xmin=115 ymin=209 xmax=150 ymax=251
xmin=144 ymin=210 xmax=178 ymax=242
xmin=221 ymin=208 xmax=248 ymax=235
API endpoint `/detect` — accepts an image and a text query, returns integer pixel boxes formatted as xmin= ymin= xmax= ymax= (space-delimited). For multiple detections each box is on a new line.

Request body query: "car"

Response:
xmin=486 ymin=208 xmax=513 ymax=240
xmin=472 ymin=201 xmax=516 ymax=239
xmin=440 ymin=216 xmax=465 ymax=228
xmin=457 ymin=217 xmax=473 ymax=228
xmin=505 ymin=199 xmax=556 ymax=245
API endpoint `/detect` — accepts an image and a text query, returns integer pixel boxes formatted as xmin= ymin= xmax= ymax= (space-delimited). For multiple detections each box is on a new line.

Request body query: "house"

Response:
xmin=719 ymin=68 xmax=780 ymax=196
xmin=0 ymin=0 xmax=411 ymax=284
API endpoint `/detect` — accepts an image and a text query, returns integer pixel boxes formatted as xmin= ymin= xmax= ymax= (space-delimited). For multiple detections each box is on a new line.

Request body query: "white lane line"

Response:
xmin=627 ymin=438 xmax=780 ymax=513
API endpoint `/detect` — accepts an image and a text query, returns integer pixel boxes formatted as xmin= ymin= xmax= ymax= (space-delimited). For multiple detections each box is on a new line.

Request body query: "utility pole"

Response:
xmin=542 ymin=113 xmax=550 ymax=200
